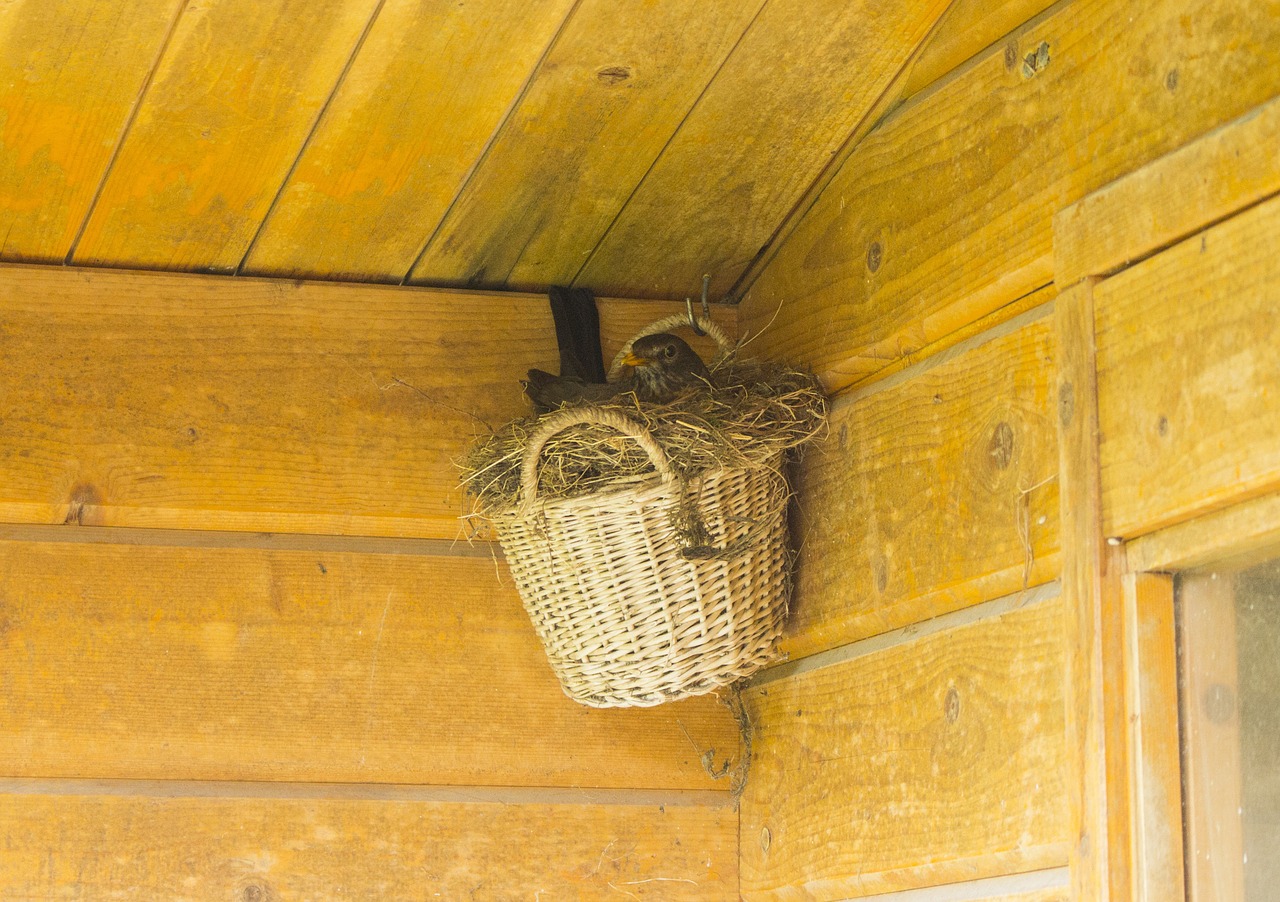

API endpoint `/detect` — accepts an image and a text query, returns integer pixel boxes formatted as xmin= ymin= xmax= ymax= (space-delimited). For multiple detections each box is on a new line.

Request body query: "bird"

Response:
xmin=524 ymin=333 xmax=711 ymax=413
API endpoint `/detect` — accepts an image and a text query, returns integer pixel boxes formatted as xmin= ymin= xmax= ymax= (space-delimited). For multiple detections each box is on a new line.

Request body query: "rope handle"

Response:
xmin=607 ymin=314 xmax=735 ymax=381
xmin=519 ymin=407 xmax=677 ymax=506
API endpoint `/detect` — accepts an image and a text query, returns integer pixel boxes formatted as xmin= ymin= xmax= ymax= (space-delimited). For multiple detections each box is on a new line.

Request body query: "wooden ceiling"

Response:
xmin=0 ymin=0 xmax=954 ymax=301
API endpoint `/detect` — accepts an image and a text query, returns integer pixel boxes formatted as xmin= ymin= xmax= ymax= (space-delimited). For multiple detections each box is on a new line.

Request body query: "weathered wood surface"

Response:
xmin=0 ymin=0 xmax=181 ymax=263
xmin=1056 ymin=96 xmax=1280 ymax=286
xmin=1127 ymin=491 xmax=1280 ymax=574
xmin=242 ymin=0 xmax=574 ymax=283
xmin=0 ymin=791 xmax=736 ymax=900
xmin=1055 ymin=280 xmax=1132 ymax=902
xmin=73 ymin=0 xmax=381 ymax=273
xmin=740 ymin=596 xmax=1069 ymax=899
xmin=0 ymin=264 xmax=733 ymax=538
xmin=780 ymin=310 xmax=1059 ymax=660
xmin=1094 ymin=195 xmax=1280 ymax=539
xmin=1124 ymin=574 xmax=1186 ymax=902
xmin=739 ymin=0 xmax=1280 ymax=393
xmin=575 ymin=0 xmax=950 ymax=301
xmin=0 ymin=538 xmax=740 ymax=788
xmin=407 ymin=0 xmax=762 ymax=292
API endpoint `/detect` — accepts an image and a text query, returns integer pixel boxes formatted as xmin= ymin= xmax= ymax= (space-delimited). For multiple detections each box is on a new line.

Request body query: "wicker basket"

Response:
xmin=492 ymin=405 xmax=792 ymax=708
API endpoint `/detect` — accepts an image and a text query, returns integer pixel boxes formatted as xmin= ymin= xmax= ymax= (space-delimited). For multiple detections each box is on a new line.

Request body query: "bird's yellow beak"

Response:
xmin=622 ymin=351 xmax=650 ymax=368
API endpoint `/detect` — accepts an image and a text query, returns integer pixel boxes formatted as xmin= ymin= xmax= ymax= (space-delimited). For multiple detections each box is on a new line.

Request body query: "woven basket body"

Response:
xmin=493 ymin=407 xmax=790 ymax=707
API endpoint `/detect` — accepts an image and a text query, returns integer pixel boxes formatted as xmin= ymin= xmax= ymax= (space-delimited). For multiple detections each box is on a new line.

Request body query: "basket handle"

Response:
xmin=519 ymin=407 xmax=677 ymax=506
xmin=607 ymin=313 xmax=735 ymax=381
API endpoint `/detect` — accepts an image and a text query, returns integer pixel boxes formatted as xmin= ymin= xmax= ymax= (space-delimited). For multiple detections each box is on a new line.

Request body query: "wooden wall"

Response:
xmin=0 ymin=266 xmax=742 ymax=898
xmin=735 ymin=0 xmax=1280 ymax=898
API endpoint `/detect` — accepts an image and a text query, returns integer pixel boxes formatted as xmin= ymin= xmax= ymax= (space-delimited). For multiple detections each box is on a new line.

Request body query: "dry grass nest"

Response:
xmin=459 ymin=360 xmax=828 ymax=515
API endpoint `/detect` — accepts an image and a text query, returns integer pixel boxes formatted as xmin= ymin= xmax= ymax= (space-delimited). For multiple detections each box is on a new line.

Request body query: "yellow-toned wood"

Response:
xmin=407 ymin=0 xmax=762 ymax=292
xmin=0 ymin=264 xmax=733 ymax=538
xmin=740 ymin=597 xmax=1069 ymax=899
xmin=1055 ymin=280 xmax=1132 ymax=902
xmin=0 ymin=0 xmax=181 ymax=263
xmin=1057 ymin=96 xmax=1280 ymax=287
xmin=575 ymin=0 xmax=950 ymax=301
xmin=0 ymin=791 xmax=736 ymax=899
xmin=1095 ymin=195 xmax=1280 ymax=539
xmin=899 ymin=0 xmax=1058 ymax=99
xmin=1123 ymin=573 xmax=1186 ymax=902
xmin=0 ymin=538 xmax=739 ymax=788
xmin=71 ymin=0 xmax=380 ymax=273
xmin=780 ymin=311 xmax=1059 ymax=660
xmin=1178 ymin=572 xmax=1246 ymax=902
xmin=1127 ymin=492 xmax=1280 ymax=574
xmin=242 ymin=0 xmax=574 ymax=283
xmin=739 ymin=0 xmax=1280 ymax=393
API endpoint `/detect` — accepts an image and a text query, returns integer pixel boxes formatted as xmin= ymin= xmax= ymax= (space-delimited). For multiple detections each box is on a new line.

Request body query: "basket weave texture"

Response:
xmin=492 ymin=403 xmax=792 ymax=708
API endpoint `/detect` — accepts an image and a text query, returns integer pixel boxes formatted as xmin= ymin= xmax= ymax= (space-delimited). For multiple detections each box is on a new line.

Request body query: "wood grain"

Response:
xmin=242 ymin=0 xmax=574 ymax=283
xmin=72 ymin=0 xmax=380 ymax=273
xmin=780 ymin=311 xmax=1059 ymax=660
xmin=0 ymin=264 xmax=734 ymax=538
xmin=740 ymin=596 xmax=1069 ymax=899
xmin=0 ymin=538 xmax=740 ymax=788
xmin=1123 ymin=573 xmax=1185 ymax=902
xmin=0 ymin=0 xmax=181 ymax=263
xmin=1094 ymin=194 xmax=1280 ymax=539
xmin=1127 ymin=491 xmax=1280 ymax=574
xmin=739 ymin=0 xmax=1280 ymax=394
xmin=407 ymin=0 xmax=762 ymax=292
xmin=1056 ymin=95 xmax=1280 ymax=286
xmin=0 ymin=791 xmax=736 ymax=900
xmin=1055 ymin=280 xmax=1132 ymax=902
xmin=575 ymin=0 xmax=950 ymax=301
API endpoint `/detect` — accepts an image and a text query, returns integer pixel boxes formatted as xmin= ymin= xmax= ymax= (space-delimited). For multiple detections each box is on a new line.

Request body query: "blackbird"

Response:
xmin=525 ymin=333 xmax=711 ymax=413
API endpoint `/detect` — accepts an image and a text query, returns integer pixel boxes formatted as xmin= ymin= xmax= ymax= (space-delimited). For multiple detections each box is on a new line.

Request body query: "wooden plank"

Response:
xmin=0 ymin=538 xmax=740 ymax=788
xmin=71 ymin=0 xmax=380 ymax=273
xmin=241 ymin=0 xmax=575 ymax=283
xmin=1095 ymin=194 xmax=1280 ymax=539
xmin=407 ymin=0 xmax=763 ymax=292
xmin=0 ymin=0 xmax=182 ymax=263
xmin=1128 ymin=492 xmax=1280 ymax=574
xmin=0 ymin=791 xmax=736 ymax=899
xmin=1054 ymin=280 xmax=1132 ymax=902
xmin=1123 ymin=573 xmax=1185 ymax=902
xmin=574 ymin=0 xmax=950 ymax=301
xmin=1178 ymin=571 xmax=1246 ymax=902
xmin=898 ymin=0 xmax=1058 ymax=100
xmin=1057 ymin=95 xmax=1280 ymax=286
xmin=740 ymin=596 xmax=1069 ymax=899
xmin=738 ymin=0 xmax=1280 ymax=394
xmin=0 ymin=264 xmax=734 ymax=539
xmin=779 ymin=311 xmax=1060 ymax=660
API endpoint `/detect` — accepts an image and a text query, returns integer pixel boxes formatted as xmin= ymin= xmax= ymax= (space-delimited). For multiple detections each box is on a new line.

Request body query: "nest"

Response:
xmin=460 ymin=360 xmax=828 ymax=515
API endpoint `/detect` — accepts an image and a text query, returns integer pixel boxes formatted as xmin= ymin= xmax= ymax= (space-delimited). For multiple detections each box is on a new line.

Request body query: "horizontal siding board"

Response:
xmin=0 ymin=538 xmax=740 ymax=789
xmin=740 ymin=596 xmax=1070 ymax=899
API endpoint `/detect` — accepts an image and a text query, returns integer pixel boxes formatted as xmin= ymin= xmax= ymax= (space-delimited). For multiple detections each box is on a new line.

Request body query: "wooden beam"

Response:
xmin=779 ymin=308 xmax=1059 ymax=660
xmin=406 ymin=0 xmax=765 ymax=292
xmin=575 ymin=0 xmax=951 ymax=301
xmin=1094 ymin=194 xmax=1280 ymax=540
xmin=240 ymin=0 xmax=576 ymax=283
xmin=0 ymin=264 xmax=733 ymax=539
xmin=740 ymin=595 xmax=1069 ymax=899
xmin=0 ymin=790 xmax=736 ymax=899
xmin=1054 ymin=279 xmax=1132 ymax=902
xmin=739 ymin=0 xmax=1280 ymax=393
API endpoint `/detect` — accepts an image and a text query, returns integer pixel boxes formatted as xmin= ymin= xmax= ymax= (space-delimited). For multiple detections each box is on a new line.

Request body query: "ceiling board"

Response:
xmin=575 ymin=0 xmax=951 ymax=301
xmin=0 ymin=0 xmax=181 ymax=262
xmin=406 ymin=0 xmax=766 ymax=291
xmin=241 ymin=0 xmax=575 ymax=283
xmin=71 ymin=0 xmax=380 ymax=273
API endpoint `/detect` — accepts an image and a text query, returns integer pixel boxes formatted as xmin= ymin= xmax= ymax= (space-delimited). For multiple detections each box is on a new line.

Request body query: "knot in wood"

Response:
xmin=987 ymin=421 xmax=1015 ymax=470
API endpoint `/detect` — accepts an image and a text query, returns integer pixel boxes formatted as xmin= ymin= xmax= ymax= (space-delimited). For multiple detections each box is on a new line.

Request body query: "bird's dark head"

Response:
xmin=622 ymin=333 xmax=711 ymax=400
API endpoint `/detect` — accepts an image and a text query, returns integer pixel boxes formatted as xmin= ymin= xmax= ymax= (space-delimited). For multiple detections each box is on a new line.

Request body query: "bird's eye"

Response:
xmin=664 ymin=345 xmax=676 ymax=359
